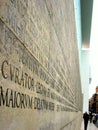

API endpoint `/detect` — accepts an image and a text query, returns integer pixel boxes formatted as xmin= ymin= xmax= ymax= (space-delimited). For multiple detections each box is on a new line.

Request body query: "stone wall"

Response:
xmin=0 ymin=0 xmax=82 ymax=130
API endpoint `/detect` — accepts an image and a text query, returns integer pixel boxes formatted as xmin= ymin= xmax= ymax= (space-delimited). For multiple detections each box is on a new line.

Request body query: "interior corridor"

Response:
xmin=81 ymin=120 xmax=98 ymax=130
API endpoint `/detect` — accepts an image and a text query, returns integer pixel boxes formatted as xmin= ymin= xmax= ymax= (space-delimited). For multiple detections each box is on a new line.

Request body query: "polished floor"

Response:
xmin=81 ymin=120 xmax=98 ymax=130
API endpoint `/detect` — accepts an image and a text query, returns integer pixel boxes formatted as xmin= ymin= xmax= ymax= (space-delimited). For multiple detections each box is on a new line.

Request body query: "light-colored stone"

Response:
xmin=0 ymin=0 xmax=82 ymax=130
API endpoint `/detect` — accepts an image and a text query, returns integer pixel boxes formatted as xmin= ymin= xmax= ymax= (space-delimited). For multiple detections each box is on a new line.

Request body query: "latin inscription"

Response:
xmin=0 ymin=1 xmax=76 ymax=111
xmin=3 ymin=0 xmax=50 ymax=69
xmin=0 ymin=85 xmax=75 ymax=111
xmin=0 ymin=1 xmax=83 ymax=130
xmin=0 ymin=13 xmax=77 ymax=112
xmin=0 ymin=59 xmax=76 ymax=111
xmin=0 ymin=86 xmax=55 ymax=111
xmin=1 ymin=60 xmax=35 ymax=91
xmin=0 ymin=86 xmax=33 ymax=109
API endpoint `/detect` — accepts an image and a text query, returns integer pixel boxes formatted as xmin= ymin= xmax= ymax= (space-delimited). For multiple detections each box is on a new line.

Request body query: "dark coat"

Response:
xmin=83 ymin=112 xmax=89 ymax=122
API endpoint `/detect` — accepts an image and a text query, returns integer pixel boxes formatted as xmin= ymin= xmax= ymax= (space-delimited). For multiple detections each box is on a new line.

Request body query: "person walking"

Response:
xmin=83 ymin=112 xmax=89 ymax=130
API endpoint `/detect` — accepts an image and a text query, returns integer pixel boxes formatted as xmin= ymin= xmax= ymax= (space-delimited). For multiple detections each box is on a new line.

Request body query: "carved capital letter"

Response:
xmin=1 ymin=60 xmax=8 ymax=79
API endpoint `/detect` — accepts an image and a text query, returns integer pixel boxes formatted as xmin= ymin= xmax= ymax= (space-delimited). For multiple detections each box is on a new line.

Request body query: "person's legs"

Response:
xmin=84 ymin=121 xmax=88 ymax=130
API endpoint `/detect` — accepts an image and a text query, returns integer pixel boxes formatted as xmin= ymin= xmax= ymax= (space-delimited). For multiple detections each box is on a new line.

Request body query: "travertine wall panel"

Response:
xmin=0 ymin=0 xmax=82 ymax=130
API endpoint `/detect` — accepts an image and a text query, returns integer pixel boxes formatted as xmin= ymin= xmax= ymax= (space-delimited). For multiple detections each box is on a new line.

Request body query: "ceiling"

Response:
xmin=81 ymin=0 xmax=93 ymax=48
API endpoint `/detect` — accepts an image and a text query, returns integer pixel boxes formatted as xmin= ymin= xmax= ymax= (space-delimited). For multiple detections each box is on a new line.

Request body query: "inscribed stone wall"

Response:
xmin=0 ymin=0 xmax=82 ymax=130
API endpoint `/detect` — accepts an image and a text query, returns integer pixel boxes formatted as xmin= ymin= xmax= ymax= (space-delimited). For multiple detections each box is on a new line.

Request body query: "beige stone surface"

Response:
xmin=0 ymin=0 xmax=82 ymax=130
